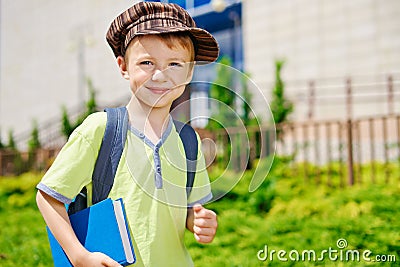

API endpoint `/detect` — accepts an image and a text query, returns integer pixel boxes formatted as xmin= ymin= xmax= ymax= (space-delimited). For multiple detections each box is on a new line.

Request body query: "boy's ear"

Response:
xmin=117 ymin=56 xmax=130 ymax=80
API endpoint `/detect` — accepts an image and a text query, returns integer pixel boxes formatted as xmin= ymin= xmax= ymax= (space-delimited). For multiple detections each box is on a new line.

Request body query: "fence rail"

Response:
xmin=208 ymin=114 xmax=400 ymax=186
xmin=1 ymin=114 xmax=399 ymax=184
xmin=291 ymin=73 xmax=400 ymax=121
xmin=0 ymin=148 xmax=60 ymax=176
xmin=12 ymin=95 xmax=131 ymax=150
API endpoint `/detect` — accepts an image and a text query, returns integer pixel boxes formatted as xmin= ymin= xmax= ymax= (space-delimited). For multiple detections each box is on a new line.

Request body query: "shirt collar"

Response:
xmin=128 ymin=116 xmax=173 ymax=148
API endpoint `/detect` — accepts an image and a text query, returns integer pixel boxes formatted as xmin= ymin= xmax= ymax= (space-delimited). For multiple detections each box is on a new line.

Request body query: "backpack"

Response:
xmin=67 ymin=107 xmax=198 ymax=215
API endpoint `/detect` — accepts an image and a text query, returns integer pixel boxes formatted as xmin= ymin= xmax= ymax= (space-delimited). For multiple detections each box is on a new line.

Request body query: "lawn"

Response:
xmin=186 ymin=158 xmax=400 ymax=266
xmin=0 ymin=173 xmax=52 ymax=267
xmin=0 ymin=158 xmax=399 ymax=266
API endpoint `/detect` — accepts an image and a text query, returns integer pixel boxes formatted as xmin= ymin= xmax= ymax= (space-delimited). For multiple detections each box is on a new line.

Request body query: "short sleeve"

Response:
xmin=187 ymin=133 xmax=213 ymax=207
xmin=36 ymin=112 xmax=107 ymax=204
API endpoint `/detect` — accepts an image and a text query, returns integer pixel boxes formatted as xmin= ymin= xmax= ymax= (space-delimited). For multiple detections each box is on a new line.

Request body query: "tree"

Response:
xmin=240 ymin=73 xmax=258 ymax=127
xmin=28 ymin=120 xmax=41 ymax=153
xmin=206 ymin=56 xmax=237 ymax=130
xmin=7 ymin=129 xmax=16 ymax=150
xmin=85 ymin=79 xmax=97 ymax=115
xmin=25 ymin=120 xmax=42 ymax=171
xmin=209 ymin=56 xmax=236 ymax=108
xmin=0 ymin=130 xmax=4 ymax=150
xmin=270 ymin=60 xmax=293 ymax=139
xmin=207 ymin=56 xmax=259 ymax=130
xmin=61 ymin=79 xmax=98 ymax=138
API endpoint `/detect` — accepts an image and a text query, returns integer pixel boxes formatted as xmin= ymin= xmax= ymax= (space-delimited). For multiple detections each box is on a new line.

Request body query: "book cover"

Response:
xmin=46 ymin=198 xmax=135 ymax=267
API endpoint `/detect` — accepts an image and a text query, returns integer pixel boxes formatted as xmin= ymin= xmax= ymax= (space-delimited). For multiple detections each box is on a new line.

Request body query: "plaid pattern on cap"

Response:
xmin=106 ymin=1 xmax=219 ymax=62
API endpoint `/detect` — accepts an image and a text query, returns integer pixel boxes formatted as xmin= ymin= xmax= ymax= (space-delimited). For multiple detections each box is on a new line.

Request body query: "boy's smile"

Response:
xmin=147 ymin=87 xmax=170 ymax=95
xmin=118 ymin=34 xmax=194 ymax=111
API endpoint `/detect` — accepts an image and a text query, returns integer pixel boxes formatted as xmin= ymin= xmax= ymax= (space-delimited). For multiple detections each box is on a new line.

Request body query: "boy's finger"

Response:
xmin=194 ymin=217 xmax=218 ymax=228
xmin=193 ymin=225 xmax=216 ymax=236
xmin=194 ymin=233 xmax=215 ymax=244
xmin=101 ymin=255 xmax=122 ymax=267
xmin=192 ymin=203 xmax=203 ymax=213
xmin=194 ymin=208 xmax=216 ymax=220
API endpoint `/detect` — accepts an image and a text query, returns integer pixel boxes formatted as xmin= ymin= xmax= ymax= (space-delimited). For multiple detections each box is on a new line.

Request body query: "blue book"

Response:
xmin=46 ymin=198 xmax=136 ymax=266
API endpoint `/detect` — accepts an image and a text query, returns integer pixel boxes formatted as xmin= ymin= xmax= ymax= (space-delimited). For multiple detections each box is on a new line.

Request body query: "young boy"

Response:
xmin=36 ymin=2 xmax=219 ymax=266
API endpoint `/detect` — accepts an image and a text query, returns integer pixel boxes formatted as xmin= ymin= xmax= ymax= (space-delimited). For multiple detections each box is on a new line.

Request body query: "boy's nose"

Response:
xmin=152 ymin=69 xmax=168 ymax=82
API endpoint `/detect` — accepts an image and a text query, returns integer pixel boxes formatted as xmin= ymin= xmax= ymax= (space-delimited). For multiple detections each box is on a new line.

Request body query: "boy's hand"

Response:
xmin=192 ymin=204 xmax=218 ymax=244
xmin=74 ymin=251 xmax=122 ymax=267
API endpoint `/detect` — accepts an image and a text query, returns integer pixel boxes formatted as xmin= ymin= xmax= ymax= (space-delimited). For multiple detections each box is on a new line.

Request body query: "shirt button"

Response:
xmin=139 ymin=133 xmax=145 ymax=139
xmin=156 ymin=166 xmax=161 ymax=173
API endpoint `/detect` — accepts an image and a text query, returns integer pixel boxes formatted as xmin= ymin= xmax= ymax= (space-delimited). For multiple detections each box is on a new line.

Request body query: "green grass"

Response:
xmin=0 ymin=159 xmax=399 ymax=266
xmin=0 ymin=173 xmax=52 ymax=266
xmin=186 ymin=158 xmax=400 ymax=266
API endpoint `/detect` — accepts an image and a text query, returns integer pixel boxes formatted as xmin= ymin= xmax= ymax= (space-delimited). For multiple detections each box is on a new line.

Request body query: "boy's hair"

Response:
xmin=106 ymin=1 xmax=219 ymax=63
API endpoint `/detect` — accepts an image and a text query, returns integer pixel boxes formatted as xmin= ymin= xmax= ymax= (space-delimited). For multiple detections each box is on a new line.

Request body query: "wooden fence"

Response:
xmin=0 ymin=148 xmax=59 ymax=176
xmin=1 ymin=114 xmax=399 ymax=185
xmin=206 ymin=114 xmax=400 ymax=186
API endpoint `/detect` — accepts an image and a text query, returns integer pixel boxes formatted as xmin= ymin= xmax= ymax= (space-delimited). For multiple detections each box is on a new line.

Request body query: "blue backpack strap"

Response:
xmin=92 ymin=107 xmax=128 ymax=205
xmin=67 ymin=187 xmax=87 ymax=215
xmin=173 ymin=120 xmax=198 ymax=197
xmin=67 ymin=107 xmax=128 ymax=215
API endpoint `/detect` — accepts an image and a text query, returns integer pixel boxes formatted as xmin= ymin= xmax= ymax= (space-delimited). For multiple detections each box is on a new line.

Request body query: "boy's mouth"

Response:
xmin=146 ymin=87 xmax=170 ymax=95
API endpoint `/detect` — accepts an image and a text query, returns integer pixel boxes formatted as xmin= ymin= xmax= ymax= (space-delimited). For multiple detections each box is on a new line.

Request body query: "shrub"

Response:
xmin=270 ymin=60 xmax=293 ymax=139
xmin=7 ymin=130 xmax=16 ymax=150
xmin=28 ymin=120 xmax=41 ymax=153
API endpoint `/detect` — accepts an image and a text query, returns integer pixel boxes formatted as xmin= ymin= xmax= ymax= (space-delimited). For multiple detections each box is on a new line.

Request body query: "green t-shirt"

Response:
xmin=37 ymin=112 xmax=212 ymax=266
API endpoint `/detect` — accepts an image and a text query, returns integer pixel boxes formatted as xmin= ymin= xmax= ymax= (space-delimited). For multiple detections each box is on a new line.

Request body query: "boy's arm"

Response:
xmin=36 ymin=190 xmax=122 ymax=267
xmin=186 ymin=204 xmax=218 ymax=244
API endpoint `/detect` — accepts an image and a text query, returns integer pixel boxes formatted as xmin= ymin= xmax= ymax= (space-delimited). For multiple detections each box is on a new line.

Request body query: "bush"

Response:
xmin=270 ymin=60 xmax=293 ymax=141
xmin=0 ymin=173 xmax=41 ymax=210
xmin=28 ymin=120 xmax=41 ymax=153
xmin=6 ymin=130 xmax=16 ymax=150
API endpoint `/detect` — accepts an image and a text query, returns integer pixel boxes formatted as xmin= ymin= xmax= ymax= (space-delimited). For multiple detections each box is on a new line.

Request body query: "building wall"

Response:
xmin=0 ymin=0 xmax=138 ymax=140
xmin=243 ymin=0 xmax=400 ymax=121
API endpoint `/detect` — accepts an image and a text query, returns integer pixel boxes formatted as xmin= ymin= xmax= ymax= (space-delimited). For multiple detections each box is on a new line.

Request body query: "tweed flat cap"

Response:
xmin=106 ymin=1 xmax=219 ymax=62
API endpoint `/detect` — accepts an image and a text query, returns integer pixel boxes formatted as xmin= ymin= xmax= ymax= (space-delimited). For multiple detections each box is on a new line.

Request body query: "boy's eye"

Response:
xmin=169 ymin=62 xmax=183 ymax=67
xmin=140 ymin=61 xmax=153 ymax=65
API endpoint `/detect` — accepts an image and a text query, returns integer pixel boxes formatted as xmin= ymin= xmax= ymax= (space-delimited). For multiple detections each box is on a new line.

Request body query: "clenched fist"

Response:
xmin=187 ymin=204 xmax=218 ymax=244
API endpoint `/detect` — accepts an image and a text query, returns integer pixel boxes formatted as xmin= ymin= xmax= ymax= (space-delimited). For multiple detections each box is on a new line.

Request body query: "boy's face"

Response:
xmin=118 ymin=35 xmax=194 ymax=110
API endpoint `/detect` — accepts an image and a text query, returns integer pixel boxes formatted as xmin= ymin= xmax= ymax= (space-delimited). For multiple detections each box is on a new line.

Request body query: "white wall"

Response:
xmin=0 ymin=0 xmax=138 ymax=141
xmin=243 ymin=0 xmax=400 ymax=122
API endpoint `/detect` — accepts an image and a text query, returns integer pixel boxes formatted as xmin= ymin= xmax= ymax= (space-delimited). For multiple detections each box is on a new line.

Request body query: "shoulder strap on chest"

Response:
xmin=67 ymin=107 xmax=128 ymax=215
xmin=91 ymin=107 xmax=128 ymax=205
xmin=173 ymin=120 xmax=198 ymax=197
